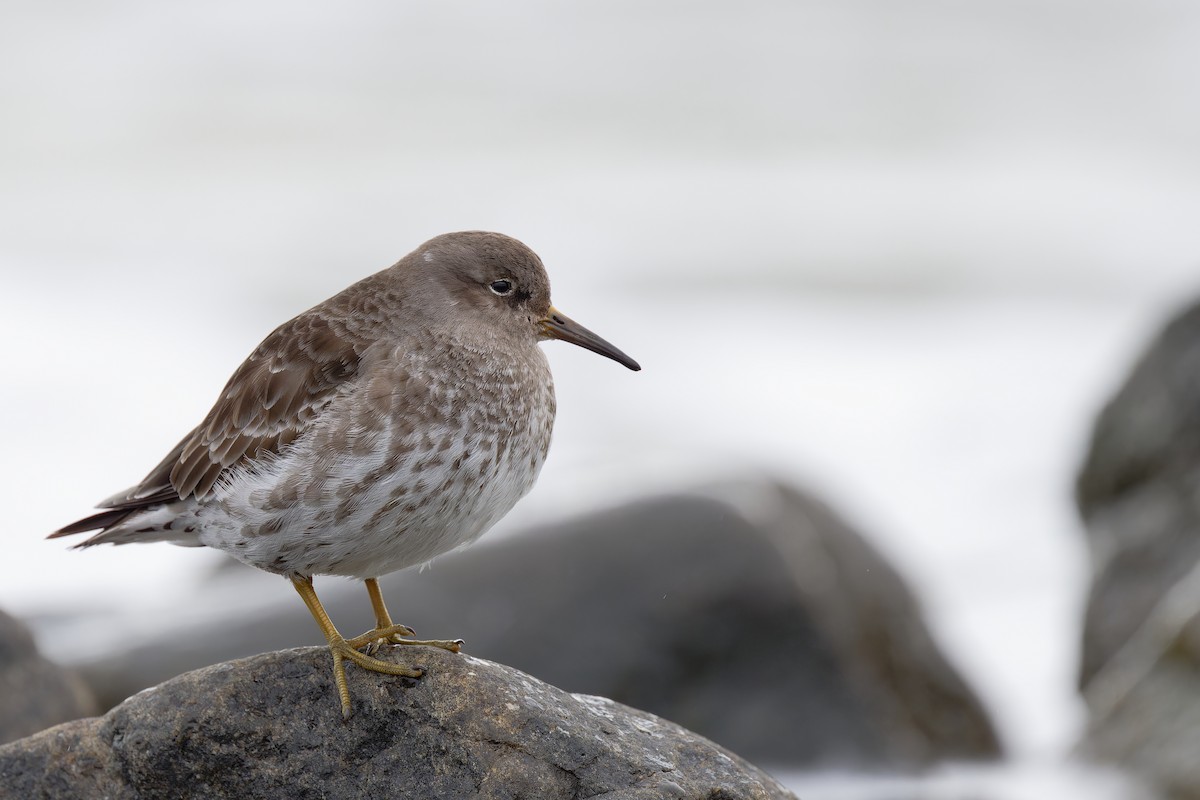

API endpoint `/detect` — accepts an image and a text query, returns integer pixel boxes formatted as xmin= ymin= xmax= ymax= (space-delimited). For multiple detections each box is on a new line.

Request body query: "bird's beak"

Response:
xmin=539 ymin=307 xmax=641 ymax=371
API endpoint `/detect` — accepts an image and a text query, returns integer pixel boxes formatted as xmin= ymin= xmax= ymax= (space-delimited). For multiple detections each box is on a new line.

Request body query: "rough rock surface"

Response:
xmin=0 ymin=646 xmax=794 ymax=800
xmin=74 ymin=479 xmax=1000 ymax=767
xmin=1076 ymin=298 xmax=1200 ymax=798
xmin=0 ymin=609 xmax=96 ymax=746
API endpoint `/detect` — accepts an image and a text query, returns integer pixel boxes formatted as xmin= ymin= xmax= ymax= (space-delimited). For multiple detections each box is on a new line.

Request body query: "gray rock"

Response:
xmin=0 ymin=609 xmax=96 ymax=746
xmin=1076 ymin=300 xmax=1200 ymax=687
xmin=1083 ymin=579 xmax=1200 ymax=800
xmin=1075 ymin=299 xmax=1200 ymax=797
xmin=0 ymin=646 xmax=795 ymax=800
xmin=76 ymin=479 xmax=1000 ymax=768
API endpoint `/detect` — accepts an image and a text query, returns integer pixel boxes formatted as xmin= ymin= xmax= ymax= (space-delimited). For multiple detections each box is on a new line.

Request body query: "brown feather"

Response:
xmin=75 ymin=310 xmax=366 ymax=520
xmin=92 ymin=434 xmax=193 ymax=510
xmin=49 ymin=508 xmax=135 ymax=537
xmin=165 ymin=313 xmax=363 ymax=500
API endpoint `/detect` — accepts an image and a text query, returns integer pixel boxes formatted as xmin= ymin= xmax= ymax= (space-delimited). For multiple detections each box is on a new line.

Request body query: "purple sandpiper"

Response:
xmin=51 ymin=231 xmax=640 ymax=717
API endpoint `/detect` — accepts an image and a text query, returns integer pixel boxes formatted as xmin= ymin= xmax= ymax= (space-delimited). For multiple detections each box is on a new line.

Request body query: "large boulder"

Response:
xmin=0 ymin=609 xmax=96 ymax=746
xmin=0 ymin=646 xmax=795 ymax=800
xmin=1076 ymin=298 xmax=1200 ymax=797
xmin=76 ymin=479 xmax=1000 ymax=768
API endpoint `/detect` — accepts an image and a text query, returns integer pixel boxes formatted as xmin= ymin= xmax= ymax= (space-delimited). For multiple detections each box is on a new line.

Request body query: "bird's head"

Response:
xmin=409 ymin=231 xmax=641 ymax=371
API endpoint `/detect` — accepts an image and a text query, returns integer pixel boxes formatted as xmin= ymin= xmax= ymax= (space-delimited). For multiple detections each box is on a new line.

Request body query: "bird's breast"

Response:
xmin=204 ymin=338 xmax=556 ymax=577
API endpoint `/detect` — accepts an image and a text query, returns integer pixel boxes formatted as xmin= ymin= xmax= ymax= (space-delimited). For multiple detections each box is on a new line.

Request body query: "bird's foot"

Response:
xmin=328 ymin=635 xmax=424 ymax=720
xmin=346 ymin=622 xmax=416 ymax=653
xmin=346 ymin=623 xmax=464 ymax=656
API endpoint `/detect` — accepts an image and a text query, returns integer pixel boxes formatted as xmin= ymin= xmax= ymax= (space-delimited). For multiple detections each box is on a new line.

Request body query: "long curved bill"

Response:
xmin=539 ymin=307 xmax=641 ymax=371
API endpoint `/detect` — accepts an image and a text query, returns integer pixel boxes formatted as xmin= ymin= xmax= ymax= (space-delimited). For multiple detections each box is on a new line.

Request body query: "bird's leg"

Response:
xmin=291 ymin=574 xmax=423 ymax=719
xmin=345 ymin=577 xmax=465 ymax=655
xmin=358 ymin=576 xmax=417 ymax=649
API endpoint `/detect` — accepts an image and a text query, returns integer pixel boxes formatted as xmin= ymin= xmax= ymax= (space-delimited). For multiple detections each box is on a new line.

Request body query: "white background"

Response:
xmin=4 ymin=3 xmax=1199 ymax=796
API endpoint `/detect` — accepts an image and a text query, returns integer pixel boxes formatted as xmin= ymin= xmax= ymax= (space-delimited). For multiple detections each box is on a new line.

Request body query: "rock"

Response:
xmin=75 ymin=479 xmax=1000 ymax=768
xmin=0 ymin=647 xmax=795 ymax=800
xmin=0 ymin=608 xmax=97 ymax=746
xmin=1083 ymin=583 xmax=1200 ymax=800
xmin=1076 ymin=300 xmax=1200 ymax=687
xmin=1075 ymin=298 xmax=1200 ymax=797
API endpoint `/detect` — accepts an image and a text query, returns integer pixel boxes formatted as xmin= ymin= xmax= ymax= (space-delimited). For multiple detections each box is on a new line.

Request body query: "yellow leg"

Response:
xmin=291 ymin=575 xmax=423 ymax=719
xmin=366 ymin=577 xmax=398 ymax=629
xmin=345 ymin=578 xmax=465 ymax=654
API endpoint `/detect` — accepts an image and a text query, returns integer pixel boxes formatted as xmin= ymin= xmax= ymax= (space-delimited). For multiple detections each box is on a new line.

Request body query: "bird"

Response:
xmin=50 ymin=231 xmax=640 ymax=718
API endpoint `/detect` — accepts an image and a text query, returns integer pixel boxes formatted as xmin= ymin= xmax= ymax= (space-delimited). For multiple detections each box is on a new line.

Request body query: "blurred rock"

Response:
xmin=1076 ymin=299 xmax=1200 ymax=797
xmin=0 ymin=646 xmax=794 ymax=800
xmin=76 ymin=479 xmax=1000 ymax=768
xmin=0 ymin=608 xmax=96 ymax=746
xmin=1077 ymin=301 xmax=1200 ymax=686
xmin=1083 ymin=584 xmax=1200 ymax=800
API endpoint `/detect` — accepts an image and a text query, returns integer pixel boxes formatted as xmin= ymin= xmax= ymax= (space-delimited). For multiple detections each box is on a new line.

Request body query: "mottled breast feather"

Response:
xmin=105 ymin=312 xmax=364 ymax=508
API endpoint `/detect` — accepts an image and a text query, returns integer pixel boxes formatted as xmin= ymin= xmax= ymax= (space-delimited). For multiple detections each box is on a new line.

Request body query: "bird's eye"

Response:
xmin=489 ymin=279 xmax=514 ymax=296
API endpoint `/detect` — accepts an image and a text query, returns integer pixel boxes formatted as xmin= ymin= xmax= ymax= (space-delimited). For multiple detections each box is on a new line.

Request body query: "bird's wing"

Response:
xmin=103 ymin=311 xmax=363 ymax=507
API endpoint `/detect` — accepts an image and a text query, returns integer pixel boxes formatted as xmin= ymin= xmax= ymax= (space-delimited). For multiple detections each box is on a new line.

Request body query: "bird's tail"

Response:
xmin=49 ymin=509 xmax=136 ymax=542
xmin=49 ymin=504 xmax=202 ymax=548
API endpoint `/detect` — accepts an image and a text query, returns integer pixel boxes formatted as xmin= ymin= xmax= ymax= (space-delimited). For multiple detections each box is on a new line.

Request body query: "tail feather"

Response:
xmin=49 ymin=509 xmax=136 ymax=540
xmin=51 ymin=447 xmax=187 ymax=545
xmin=51 ymin=502 xmax=202 ymax=548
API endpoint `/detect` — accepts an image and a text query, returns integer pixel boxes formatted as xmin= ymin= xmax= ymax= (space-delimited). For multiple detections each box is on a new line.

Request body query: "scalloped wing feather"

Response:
xmin=96 ymin=313 xmax=363 ymax=510
xmin=170 ymin=314 xmax=361 ymax=500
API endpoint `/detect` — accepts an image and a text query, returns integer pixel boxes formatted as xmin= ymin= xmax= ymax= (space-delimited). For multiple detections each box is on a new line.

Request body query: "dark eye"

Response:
xmin=489 ymin=279 xmax=514 ymax=296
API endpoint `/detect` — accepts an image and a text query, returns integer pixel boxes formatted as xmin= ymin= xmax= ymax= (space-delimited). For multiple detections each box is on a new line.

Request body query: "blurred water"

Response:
xmin=3 ymin=2 xmax=1199 ymax=796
